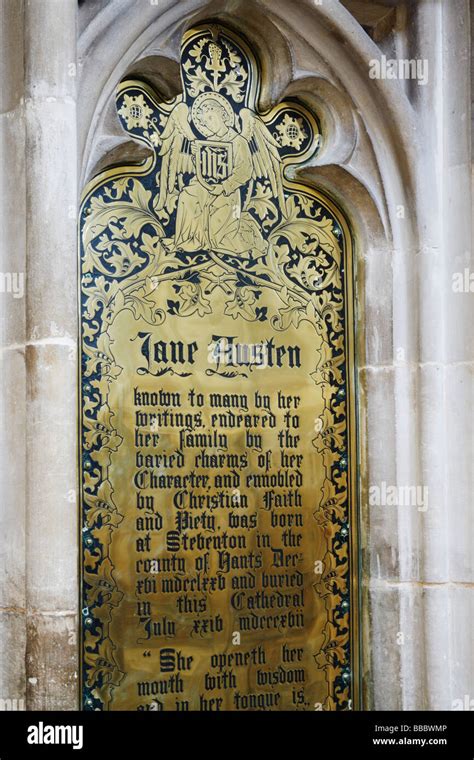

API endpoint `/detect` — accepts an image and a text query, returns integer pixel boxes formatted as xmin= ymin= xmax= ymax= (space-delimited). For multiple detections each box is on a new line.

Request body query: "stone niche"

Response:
xmin=0 ymin=0 xmax=471 ymax=711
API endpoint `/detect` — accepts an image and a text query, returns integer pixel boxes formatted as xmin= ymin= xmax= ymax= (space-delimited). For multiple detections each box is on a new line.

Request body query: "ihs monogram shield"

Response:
xmin=195 ymin=140 xmax=233 ymax=186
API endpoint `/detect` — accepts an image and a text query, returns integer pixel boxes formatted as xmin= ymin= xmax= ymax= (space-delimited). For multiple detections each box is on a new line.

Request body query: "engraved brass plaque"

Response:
xmin=79 ymin=23 xmax=359 ymax=711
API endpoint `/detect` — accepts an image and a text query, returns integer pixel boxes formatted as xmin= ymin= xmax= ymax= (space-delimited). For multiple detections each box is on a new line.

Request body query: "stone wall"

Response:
xmin=1 ymin=0 xmax=78 ymax=710
xmin=0 ymin=0 xmax=472 ymax=710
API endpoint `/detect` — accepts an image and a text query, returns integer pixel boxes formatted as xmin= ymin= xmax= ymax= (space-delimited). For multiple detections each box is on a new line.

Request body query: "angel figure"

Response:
xmin=155 ymin=91 xmax=286 ymax=259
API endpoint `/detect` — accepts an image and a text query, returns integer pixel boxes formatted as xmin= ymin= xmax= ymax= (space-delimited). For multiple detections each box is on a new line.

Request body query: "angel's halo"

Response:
xmin=191 ymin=92 xmax=235 ymax=138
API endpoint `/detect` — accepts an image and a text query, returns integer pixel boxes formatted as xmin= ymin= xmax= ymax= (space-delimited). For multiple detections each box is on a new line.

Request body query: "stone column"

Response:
xmin=0 ymin=0 xmax=27 ymax=710
xmin=363 ymin=0 xmax=473 ymax=711
xmin=414 ymin=0 xmax=473 ymax=710
xmin=23 ymin=0 xmax=78 ymax=710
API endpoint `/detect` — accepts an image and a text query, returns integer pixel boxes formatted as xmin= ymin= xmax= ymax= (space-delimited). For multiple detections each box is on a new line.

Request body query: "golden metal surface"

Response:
xmin=79 ymin=23 xmax=359 ymax=711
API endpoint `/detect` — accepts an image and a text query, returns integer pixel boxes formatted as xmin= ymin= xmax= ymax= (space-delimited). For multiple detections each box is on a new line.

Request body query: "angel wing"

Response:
xmin=240 ymin=108 xmax=286 ymax=215
xmin=155 ymin=101 xmax=195 ymax=212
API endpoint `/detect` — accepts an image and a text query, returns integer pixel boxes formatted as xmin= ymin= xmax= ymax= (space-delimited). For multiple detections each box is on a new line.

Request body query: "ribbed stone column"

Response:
xmin=24 ymin=0 xmax=78 ymax=710
xmin=414 ymin=0 xmax=473 ymax=710
xmin=0 ymin=0 xmax=27 ymax=711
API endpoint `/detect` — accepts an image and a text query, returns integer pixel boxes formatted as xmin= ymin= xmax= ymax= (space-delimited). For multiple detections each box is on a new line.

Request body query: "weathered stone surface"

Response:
xmin=25 ymin=98 xmax=77 ymax=343
xmin=0 ymin=612 xmax=26 ymax=707
xmin=0 ymin=0 xmax=25 ymax=114
xmin=0 ymin=348 xmax=26 ymax=611
xmin=25 ymin=343 xmax=77 ymax=613
xmin=341 ymin=1 xmax=396 ymax=43
xmin=26 ymin=613 xmax=78 ymax=711
xmin=0 ymin=109 xmax=26 ymax=348
xmin=367 ymin=583 xmax=403 ymax=710
xmin=25 ymin=0 xmax=77 ymax=101
xmin=360 ymin=367 xmax=399 ymax=583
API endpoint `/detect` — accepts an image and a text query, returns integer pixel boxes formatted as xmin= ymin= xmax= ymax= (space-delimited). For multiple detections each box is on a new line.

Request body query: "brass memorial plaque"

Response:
xmin=79 ymin=23 xmax=359 ymax=711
